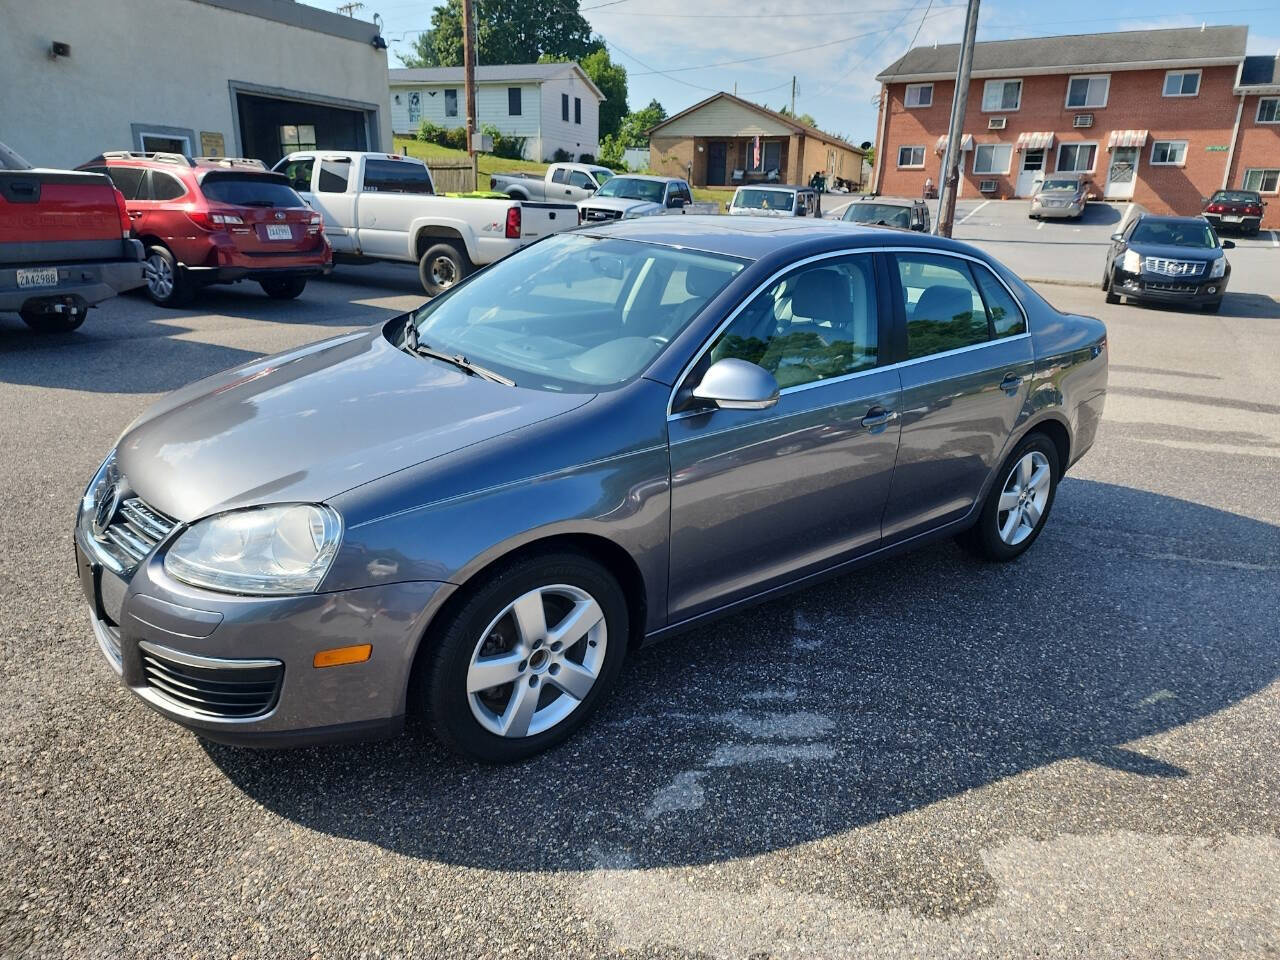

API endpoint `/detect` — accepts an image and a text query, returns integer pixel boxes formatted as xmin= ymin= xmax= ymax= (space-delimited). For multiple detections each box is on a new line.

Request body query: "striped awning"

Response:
xmin=935 ymin=134 xmax=975 ymax=154
xmin=1016 ymin=131 xmax=1054 ymax=150
xmin=1108 ymin=129 xmax=1149 ymax=148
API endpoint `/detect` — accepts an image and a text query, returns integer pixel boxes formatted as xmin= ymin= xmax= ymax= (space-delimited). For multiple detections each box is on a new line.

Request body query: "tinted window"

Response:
xmin=317 ymin=159 xmax=350 ymax=193
xmin=363 ymin=159 xmax=434 ymax=194
xmin=1129 ymin=219 xmax=1216 ymax=248
xmin=150 ymin=171 xmax=187 ymax=201
xmin=568 ymin=171 xmax=593 ymax=189
xmin=895 ymin=254 xmax=990 ymax=359
xmin=277 ymin=157 xmax=314 ymax=192
xmin=103 ymin=166 xmax=147 ymax=200
xmin=574 ymin=97 xmax=582 ymax=124
xmin=445 ymin=89 xmax=458 ymax=117
xmin=562 ymin=93 xmax=569 ymax=121
xmin=972 ymin=265 xmax=1027 ymax=337
xmin=200 ymin=175 xmax=305 ymax=207
xmin=551 ymin=168 xmax=568 ymax=184
xmin=508 ymin=87 xmax=521 ymax=115
xmin=844 ymin=203 xmax=911 ymax=228
xmin=707 ymin=256 xmax=879 ymax=390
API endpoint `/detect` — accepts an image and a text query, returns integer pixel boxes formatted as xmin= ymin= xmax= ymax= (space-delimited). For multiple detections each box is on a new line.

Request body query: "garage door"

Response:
xmin=237 ymin=93 xmax=369 ymax=166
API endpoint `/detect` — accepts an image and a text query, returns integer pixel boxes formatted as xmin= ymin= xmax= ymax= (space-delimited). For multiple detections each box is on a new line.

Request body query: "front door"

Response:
xmin=1016 ymin=149 xmax=1044 ymax=197
xmin=706 ymin=142 xmax=727 ymax=186
xmin=666 ymin=253 xmax=901 ymax=622
xmin=1104 ymin=146 xmax=1139 ymax=200
xmin=880 ymin=251 xmax=1034 ymax=542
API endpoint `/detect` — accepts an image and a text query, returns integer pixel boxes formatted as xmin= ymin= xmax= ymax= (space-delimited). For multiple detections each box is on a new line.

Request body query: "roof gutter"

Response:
xmin=877 ymin=55 xmax=1244 ymax=84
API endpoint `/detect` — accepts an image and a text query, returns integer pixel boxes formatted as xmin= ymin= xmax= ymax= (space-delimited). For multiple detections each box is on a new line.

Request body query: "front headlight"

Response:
xmin=1121 ymin=249 xmax=1143 ymax=273
xmin=164 ymin=504 xmax=341 ymax=595
xmin=79 ymin=450 xmax=119 ymax=532
xmin=1210 ymin=257 xmax=1227 ymax=279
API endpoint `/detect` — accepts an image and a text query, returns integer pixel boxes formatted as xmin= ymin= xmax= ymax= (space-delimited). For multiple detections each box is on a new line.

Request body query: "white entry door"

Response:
xmin=1016 ymin=149 xmax=1044 ymax=197
xmin=1104 ymin=147 xmax=1139 ymax=200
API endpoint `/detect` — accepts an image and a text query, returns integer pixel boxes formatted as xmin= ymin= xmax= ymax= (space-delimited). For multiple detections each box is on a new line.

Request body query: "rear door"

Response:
xmin=880 ymin=251 xmax=1033 ymax=542
xmin=356 ymin=158 xmax=435 ymax=258
xmin=306 ymin=156 xmax=358 ymax=253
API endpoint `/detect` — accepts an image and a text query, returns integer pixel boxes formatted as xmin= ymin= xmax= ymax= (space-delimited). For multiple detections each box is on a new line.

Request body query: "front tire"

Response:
xmin=260 ymin=277 xmax=307 ymax=300
xmin=415 ymin=550 xmax=629 ymax=762
xmin=418 ymin=242 xmax=470 ymax=297
xmin=958 ymin=433 xmax=1060 ymax=562
xmin=1103 ymin=269 xmax=1120 ymax=304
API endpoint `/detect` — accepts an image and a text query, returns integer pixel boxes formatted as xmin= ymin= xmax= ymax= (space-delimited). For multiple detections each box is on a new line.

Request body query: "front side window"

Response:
xmin=317 ymin=159 xmax=351 ymax=193
xmin=276 ymin=157 xmax=314 ymax=192
xmin=897 ymin=145 xmax=926 ymax=168
xmin=982 ymin=79 xmax=1022 ymax=112
xmin=1163 ymin=70 xmax=1200 ymax=97
xmin=567 ymin=171 xmax=594 ymax=189
xmin=895 ymin=254 xmax=993 ymax=359
xmin=1057 ymin=143 xmax=1097 ymax=173
xmin=445 ymin=89 xmax=458 ymax=118
xmin=705 ymin=256 xmax=879 ymax=391
xmin=1150 ymin=140 xmax=1187 ymax=166
xmin=973 ymin=143 xmax=1013 ymax=175
xmin=1257 ymin=98 xmax=1280 ymax=123
xmin=905 ymin=83 xmax=933 ymax=108
xmin=1243 ymin=168 xmax=1280 ymax=193
xmin=407 ymin=234 xmax=745 ymax=392
xmin=1066 ymin=75 xmax=1109 ymax=108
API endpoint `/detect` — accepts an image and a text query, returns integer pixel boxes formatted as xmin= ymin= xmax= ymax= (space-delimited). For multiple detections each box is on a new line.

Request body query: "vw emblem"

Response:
xmin=274 ymin=211 xmax=286 ymax=221
xmin=91 ymin=480 xmax=123 ymax=542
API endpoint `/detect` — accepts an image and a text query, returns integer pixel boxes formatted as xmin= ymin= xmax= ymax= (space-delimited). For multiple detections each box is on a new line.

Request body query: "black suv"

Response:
xmin=1103 ymin=215 xmax=1233 ymax=313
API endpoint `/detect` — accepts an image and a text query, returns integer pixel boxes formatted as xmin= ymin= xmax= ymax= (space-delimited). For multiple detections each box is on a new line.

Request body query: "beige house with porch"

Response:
xmin=647 ymin=92 xmax=865 ymax=189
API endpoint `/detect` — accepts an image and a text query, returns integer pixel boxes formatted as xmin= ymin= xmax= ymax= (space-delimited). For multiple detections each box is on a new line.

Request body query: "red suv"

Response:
xmin=80 ymin=152 xmax=330 ymax=306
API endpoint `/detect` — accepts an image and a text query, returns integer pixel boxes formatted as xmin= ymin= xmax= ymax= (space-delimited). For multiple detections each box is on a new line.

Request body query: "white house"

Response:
xmin=389 ymin=63 xmax=604 ymax=161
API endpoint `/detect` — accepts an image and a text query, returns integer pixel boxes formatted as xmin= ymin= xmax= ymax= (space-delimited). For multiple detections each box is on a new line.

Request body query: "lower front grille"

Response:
xmin=140 ymin=644 xmax=283 ymax=719
xmin=1145 ymin=281 xmax=1198 ymax=293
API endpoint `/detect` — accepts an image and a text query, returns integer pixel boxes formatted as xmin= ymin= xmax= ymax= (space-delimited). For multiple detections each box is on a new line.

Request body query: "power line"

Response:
xmin=627 ymin=25 xmax=903 ymax=76
xmin=811 ymin=0 xmax=942 ymax=98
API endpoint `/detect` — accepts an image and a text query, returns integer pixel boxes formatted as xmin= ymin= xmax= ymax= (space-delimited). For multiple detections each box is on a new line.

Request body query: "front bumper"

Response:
xmin=0 ymin=240 xmax=146 ymax=311
xmin=74 ymin=529 xmax=449 ymax=747
xmin=1111 ymin=268 xmax=1227 ymax=306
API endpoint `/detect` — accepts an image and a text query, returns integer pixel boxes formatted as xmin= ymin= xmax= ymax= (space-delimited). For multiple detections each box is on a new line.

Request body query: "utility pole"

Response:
xmin=461 ymin=0 xmax=478 ymax=184
xmin=790 ymin=76 xmax=797 ymax=115
xmin=935 ymin=0 xmax=980 ymax=237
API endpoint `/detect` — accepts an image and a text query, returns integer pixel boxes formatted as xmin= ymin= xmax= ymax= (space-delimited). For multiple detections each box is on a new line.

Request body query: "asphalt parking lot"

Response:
xmin=2 ymin=255 xmax=1279 ymax=958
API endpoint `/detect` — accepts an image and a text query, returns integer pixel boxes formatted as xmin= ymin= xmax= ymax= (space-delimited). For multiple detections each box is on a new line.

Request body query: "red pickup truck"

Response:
xmin=0 ymin=141 xmax=146 ymax=333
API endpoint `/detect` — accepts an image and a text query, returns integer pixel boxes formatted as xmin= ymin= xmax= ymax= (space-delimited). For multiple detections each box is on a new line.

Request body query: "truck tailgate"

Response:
xmin=0 ymin=169 xmax=125 ymax=265
xmin=518 ymin=201 xmax=577 ymax=240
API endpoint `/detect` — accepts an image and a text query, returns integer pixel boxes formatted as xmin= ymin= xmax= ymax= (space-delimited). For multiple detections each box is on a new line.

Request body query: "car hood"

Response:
xmin=116 ymin=326 xmax=592 ymax=522
xmin=581 ymin=197 xmax=661 ymax=215
xmin=1128 ymin=242 xmax=1224 ymax=262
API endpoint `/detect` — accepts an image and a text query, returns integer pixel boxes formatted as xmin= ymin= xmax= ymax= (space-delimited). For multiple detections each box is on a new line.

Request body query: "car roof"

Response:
xmin=850 ymin=196 xmax=917 ymax=207
xmin=578 ymin=214 xmax=977 ymax=261
xmin=735 ymin=184 xmax=812 ymax=192
xmin=1135 ymin=214 xmax=1210 ymax=226
xmin=610 ymin=174 xmax=681 ymax=183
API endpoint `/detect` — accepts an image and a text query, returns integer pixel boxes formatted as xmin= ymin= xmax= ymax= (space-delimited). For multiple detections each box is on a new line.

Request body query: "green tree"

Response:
xmin=422 ymin=0 xmax=601 ymax=67
xmin=618 ymin=98 xmax=666 ymax=147
xmin=397 ymin=30 xmax=439 ymax=68
xmin=774 ymin=105 xmax=819 ymax=129
xmin=580 ymin=48 xmax=628 ymax=140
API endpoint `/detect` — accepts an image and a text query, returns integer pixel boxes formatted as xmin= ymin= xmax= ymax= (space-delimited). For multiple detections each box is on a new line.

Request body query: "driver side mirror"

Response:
xmin=692 ymin=358 xmax=779 ymax=411
xmin=1110 ymin=232 xmax=1125 ymax=243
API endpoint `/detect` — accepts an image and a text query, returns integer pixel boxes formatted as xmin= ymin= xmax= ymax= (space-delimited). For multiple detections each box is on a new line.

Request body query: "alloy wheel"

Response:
xmin=147 ymin=253 xmax=174 ymax=300
xmin=996 ymin=450 xmax=1052 ymax=546
xmin=466 ymin=584 xmax=607 ymax=738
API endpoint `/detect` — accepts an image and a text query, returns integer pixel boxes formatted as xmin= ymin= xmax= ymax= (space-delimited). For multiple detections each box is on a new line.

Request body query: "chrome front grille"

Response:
xmin=581 ymin=207 xmax=623 ymax=222
xmin=141 ymin=645 xmax=283 ymax=719
xmin=99 ymin=497 xmax=176 ymax=572
xmin=1143 ymin=257 xmax=1205 ymax=277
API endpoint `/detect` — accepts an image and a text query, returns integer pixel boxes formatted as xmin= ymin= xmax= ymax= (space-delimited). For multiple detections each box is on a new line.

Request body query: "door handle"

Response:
xmin=128 ymin=211 xmax=142 ymax=219
xmin=861 ymin=406 xmax=898 ymax=430
xmin=999 ymin=373 xmax=1023 ymax=395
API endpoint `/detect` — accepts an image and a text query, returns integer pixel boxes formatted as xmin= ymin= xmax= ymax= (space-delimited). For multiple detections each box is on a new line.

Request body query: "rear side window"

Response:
xmin=894 ymin=254 xmax=989 ymax=359
xmin=972 ymin=265 xmax=1027 ymax=337
xmin=551 ymin=168 xmax=568 ymax=184
xmin=200 ymin=175 xmax=304 ymax=207
xmin=363 ymin=159 xmax=434 ymax=194
xmin=317 ymin=159 xmax=351 ymax=193
xmin=103 ymin=166 xmax=147 ymax=199
xmin=150 ymin=171 xmax=187 ymax=201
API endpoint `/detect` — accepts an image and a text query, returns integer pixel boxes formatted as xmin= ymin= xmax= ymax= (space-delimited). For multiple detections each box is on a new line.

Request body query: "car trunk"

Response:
xmin=0 ymin=170 xmax=127 ymax=265
xmin=198 ymin=171 xmax=319 ymax=255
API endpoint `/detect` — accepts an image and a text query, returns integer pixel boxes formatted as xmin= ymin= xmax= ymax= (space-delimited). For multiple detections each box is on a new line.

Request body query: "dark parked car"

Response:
xmin=75 ymin=217 xmax=1107 ymax=762
xmin=1103 ymin=214 xmax=1233 ymax=313
xmin=80 ymin=151 xmax=330 ymax=306
xmin=1201 ymin=189 xmax=1265 ymax=236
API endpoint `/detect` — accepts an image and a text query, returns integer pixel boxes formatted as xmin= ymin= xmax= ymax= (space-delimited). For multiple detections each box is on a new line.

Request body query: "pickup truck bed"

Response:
xmin=0 ymin=167 xmax=145 ymax=332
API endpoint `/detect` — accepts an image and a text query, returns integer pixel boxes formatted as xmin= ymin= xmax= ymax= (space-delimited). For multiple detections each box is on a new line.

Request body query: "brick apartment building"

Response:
xmin=873 ymin=25 xmax=1280 ymax=228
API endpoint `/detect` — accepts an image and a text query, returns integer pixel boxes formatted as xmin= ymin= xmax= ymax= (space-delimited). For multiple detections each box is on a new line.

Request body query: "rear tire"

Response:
xmin=414 ymin=550 xmax=629 ymax=763
xmin=143 ymin=245 xmax=190 ymax=307
xmin=418 ymin=242 xmax=470 ymax=297
xmin=958 ymin=432 xmax=1061 ymax=562
xmin=260 ymin=277 xmax=308 ymax=300
xmin=19 ymin=306 xmax=87 ymax=333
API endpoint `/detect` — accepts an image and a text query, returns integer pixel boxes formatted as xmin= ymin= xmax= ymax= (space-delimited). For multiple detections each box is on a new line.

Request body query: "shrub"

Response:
xmin=552 ymin=148 xmax=573 ymax=163
xmin=598 ymin=134 xmax=625 ymax=170
xmin=578 ymin=152 xmax=596 ymax=163
xmin=481 ymin=124 xmax=527 ymax=161
xmin=416 ymin=120 xmax=447 ymax=146
xmin=444 ymin=126 xmax=468 ymax=151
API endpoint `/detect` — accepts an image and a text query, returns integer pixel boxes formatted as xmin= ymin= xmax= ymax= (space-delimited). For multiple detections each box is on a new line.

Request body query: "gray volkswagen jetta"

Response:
xmin=75 ymin=216 xmax=1107 ymax=762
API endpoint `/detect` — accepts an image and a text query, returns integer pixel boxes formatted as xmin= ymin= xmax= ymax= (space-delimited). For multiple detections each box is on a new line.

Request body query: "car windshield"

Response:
xmin=1040 ymin=179 xmax=1079 ymax=192
xmin=1211 ymin=191 xmax=1260 ymax=204
xmin=406 ymin=234 xmax=746 ymax=392
xmin=592 ymin=168 xmax=613 ymax=185
xmin=595 ymin=178 xmax=665 ymax=203
xmin=200 ymin=175 xmax=306 ymax=208
xmin=1130 ymin=220 xmax=1217 ymax=248
xmin=844 ymin=203 xmax=911 ymax=228
xmin=733 ymin=189 xmax=795 ymax=211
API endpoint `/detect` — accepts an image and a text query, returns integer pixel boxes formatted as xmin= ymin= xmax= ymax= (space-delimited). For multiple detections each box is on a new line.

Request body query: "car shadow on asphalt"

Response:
xmin=1118 ymin=291 xmax=1280 ymax=320
xmin=206 ymin=479 xmax=1279 ymax=894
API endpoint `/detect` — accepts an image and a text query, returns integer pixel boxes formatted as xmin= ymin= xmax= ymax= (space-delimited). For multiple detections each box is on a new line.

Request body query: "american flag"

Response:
xmin=753 ymin=135 xmax=761 ymax=170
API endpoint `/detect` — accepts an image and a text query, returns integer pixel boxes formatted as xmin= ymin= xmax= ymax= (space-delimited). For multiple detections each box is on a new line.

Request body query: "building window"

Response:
xmin=1243 ymin=168 xmax=1280 ymax=193
xmin=1056 ymin=142 xmax=1097 ymax=173
xmin=1066 ymin=75 xmax=1109 ymax=108
xmin=1163 ymin=70 xmax=1200 ymax=97
xmin=279 ymin=125 xmax=317 ymax=154
xmin=562 ymin=93 xmax=569 ymax=121
xmin=508 ymin=87 xmax=522 ymax=116
xmin=981 ymin=79 xmax=1022 ymax=112
xmin=972 ymin=143 xmax=1013 ymax=175
xmin=1257 ymin=98 xmax=1280 ymax=123
xmin=1150 ymin=140 xmax=1188 ymax=166
xmin=904 ymin=83 xmax=933 ymax=108
xmin=574 ymin=97 xmax=582 ymax=125
xmin=445 ymin=89 xmax=458 ymax=118
xmin=897 ymin=145 xmax=926 ymax=168
xmin=747 ymin=140 xmax=784 ymax=172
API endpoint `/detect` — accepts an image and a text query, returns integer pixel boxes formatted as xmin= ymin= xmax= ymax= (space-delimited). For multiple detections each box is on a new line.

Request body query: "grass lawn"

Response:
xmin=392 ymin=136 xmax=728 ymax=211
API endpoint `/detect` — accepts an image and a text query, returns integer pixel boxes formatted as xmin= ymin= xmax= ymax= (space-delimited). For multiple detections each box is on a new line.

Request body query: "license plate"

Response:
xmin=17 ymin=266 xmax=59 ymax=289
xmin=266 ymin=224 xmax=293 ymax=240
xmin=1223 ymin=215 xmax=1242 ymax=223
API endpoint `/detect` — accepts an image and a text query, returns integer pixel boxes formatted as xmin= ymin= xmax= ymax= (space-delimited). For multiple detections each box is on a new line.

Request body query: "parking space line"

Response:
xmin=1036 ymin=220 xmax=1045 ymax=230
xmin=1271 ymin=231 xmax=1278 ymax=248
xmin=957 ymin=200 xmax=990 ymax=224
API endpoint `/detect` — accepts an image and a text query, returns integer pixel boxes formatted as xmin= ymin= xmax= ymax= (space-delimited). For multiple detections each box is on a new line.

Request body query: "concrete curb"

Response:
xmin=1024 ymin=276 xmax=1100 ymax=289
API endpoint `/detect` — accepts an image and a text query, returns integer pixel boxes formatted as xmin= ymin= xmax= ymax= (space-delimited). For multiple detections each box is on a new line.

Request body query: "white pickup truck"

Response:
xmin=489 ymin=162 xmax=614 ymax=202
xmin=273 ymin=151 xmax=576 ymax=295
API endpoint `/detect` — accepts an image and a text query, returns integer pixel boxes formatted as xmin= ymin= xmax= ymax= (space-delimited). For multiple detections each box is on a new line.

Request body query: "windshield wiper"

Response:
xmin=401 ymin=324 xmax=515 ymax=386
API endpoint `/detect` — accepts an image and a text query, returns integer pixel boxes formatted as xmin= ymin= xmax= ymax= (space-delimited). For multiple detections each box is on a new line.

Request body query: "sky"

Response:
xmin=309 ymin=0 xmax=1280 ymax=144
